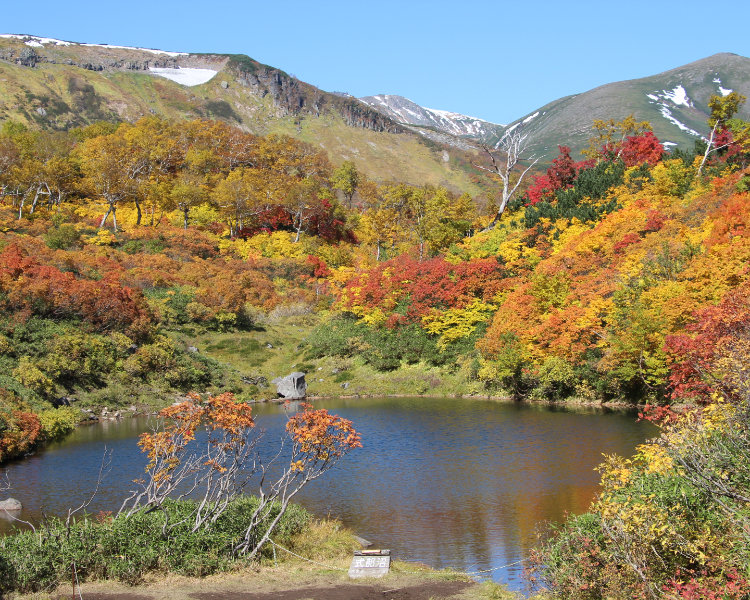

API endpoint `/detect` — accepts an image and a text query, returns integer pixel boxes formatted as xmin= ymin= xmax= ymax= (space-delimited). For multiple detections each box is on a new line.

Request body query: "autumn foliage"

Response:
xmin=0 ymin=243 xmax=152 ymax=338
xmin=126 ymin=393 xmax=360 ymax=557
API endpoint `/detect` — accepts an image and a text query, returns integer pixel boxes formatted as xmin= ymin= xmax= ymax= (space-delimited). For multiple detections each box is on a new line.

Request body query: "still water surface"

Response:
xmin=0 ymin=397 xmax=655 ymax=591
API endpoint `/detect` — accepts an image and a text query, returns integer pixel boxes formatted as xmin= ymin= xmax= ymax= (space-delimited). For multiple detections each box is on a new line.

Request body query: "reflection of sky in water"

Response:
xmin=0 ymin=398 xmax=655 ymax=592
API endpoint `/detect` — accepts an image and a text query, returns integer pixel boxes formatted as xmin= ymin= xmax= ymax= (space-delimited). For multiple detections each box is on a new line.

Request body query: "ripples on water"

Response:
xmin=0 ymin=397 xmax=655 ymax=591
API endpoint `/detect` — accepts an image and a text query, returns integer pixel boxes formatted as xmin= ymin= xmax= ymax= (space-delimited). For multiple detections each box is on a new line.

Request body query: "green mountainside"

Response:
xmin=499 ymin=53 xmax=750 ymax=159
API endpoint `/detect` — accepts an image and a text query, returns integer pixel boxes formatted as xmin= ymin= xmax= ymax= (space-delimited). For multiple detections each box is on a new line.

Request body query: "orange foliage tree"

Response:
xmin=119 ymin=393 xmax=360 ymax=557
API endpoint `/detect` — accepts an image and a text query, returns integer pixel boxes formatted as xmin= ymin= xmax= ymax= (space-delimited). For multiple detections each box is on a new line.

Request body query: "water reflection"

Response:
xmin=0 ymin=398 xmax=654 ymax=591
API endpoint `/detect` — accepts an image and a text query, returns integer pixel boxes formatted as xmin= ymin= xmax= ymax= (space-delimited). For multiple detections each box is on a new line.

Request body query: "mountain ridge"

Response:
xmin=359 ymin=52 xmax=750 ymax=160
xmin=2 ymin=35 xmax=750 ymax=168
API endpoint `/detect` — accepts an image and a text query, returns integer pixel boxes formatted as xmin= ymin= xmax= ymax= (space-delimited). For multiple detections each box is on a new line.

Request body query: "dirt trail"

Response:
xmin=49 ymin=567 xmax=484 ymax=600
xmin=71 ymin=580 xmax=473 ymax=600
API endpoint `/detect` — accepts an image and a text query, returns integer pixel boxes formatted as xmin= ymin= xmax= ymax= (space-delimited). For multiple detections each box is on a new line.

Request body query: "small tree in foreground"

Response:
xmin=118 ymin=393 xmax=361 ymax=558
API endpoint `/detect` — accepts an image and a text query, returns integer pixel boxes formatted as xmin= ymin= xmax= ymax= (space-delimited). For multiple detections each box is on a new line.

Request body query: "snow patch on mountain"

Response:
xmin=712 ymin=77 xmax=733 ymax=97
xmin=149 ymin=67 xmax=217 ymax=86
xmin=663 ymin=84 xmax=692 ymax=107
xmin=0 ymin=34 xmax=71 ymax=46
xmin=648 ymin=85 xmax=693 ymax=108
xmin=359 ymin=94 xmax=503 ymax=141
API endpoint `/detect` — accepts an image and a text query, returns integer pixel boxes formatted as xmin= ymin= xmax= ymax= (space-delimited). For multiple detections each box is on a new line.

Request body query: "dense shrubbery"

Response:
xmin=305 ymin=315 xmax=482 ymax=372
xmin=0 ymin=497 xmax=310 ymax=592
xmin=535 ymin=275 xmax=750 ymax=598
xmin=537 ymin=400 xmax=750 ymax=599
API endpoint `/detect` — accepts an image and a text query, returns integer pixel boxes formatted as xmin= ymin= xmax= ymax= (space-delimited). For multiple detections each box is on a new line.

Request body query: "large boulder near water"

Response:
xmin=272 ymin=372 xmax=307 ymax=399
xmin=0 ymin=498 xmax=22 ymax=511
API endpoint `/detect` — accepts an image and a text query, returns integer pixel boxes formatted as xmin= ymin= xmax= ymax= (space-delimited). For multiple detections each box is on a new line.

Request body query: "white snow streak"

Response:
xmin=0 ymin=34 xmax=71 ymax=46
xmin=149 ymin=67 xmax=217 ymax=86
xmin=657 ymin=105 xmax=701 ymax=137
xmin=662 ymin=85 xmax=691 ymax=107
xmin=645 ymin=86 xmax=701 ymax=137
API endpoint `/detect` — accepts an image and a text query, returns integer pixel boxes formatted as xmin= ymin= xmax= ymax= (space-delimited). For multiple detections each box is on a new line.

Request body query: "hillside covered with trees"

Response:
xmin=0 ymin=85 xmax=749 ymax=597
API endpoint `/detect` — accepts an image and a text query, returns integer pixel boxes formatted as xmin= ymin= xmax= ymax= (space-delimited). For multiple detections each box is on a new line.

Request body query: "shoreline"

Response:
xmin=303 ymin=392 xmax=646 ymax=413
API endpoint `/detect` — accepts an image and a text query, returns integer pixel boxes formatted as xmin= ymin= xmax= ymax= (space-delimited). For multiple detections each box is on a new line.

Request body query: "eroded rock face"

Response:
xmin=19 ymin=47 xmax=37 ymax=67
xmin=0 ymin=498 xmax=22 ymax=511
xmin=271 ymin=372 xmax=307 ymax=399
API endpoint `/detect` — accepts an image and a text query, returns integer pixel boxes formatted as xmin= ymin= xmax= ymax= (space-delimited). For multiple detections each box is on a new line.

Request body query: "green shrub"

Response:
xmin=44 ymin=224 xmax=81 ymax=250
xmin=0 ymin=497 xmax=312 ymax=593
xmin=306 ymin=318 xmax=457 ymax=372
xmin=37 ymin=406 xmax=80 ymax=442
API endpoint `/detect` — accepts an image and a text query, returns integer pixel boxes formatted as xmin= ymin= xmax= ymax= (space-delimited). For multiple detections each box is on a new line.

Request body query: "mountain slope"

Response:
xmin=0 ymin=34 xmax=485 ymax=193
xmin=360 ymin=54 xmax=750 ymax=162
xmin=359 ymin=94 xmax=504 ymax=142
xmin=503 ymin=53 xmax=750 ymax=160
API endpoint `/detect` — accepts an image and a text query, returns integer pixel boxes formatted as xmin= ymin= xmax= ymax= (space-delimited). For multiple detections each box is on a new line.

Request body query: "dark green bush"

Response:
xmin=0 ymin=497 xmax=311 ymax=593
xmin=44 ymin=224 xmax=82 ymax=250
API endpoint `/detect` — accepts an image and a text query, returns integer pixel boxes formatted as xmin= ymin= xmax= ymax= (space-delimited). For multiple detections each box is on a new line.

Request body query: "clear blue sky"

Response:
xmin=3 ymin=0 xmax=749 ymax=124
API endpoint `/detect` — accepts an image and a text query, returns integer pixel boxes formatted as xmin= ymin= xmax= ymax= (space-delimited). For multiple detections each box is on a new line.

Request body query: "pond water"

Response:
xmin=0 ymin=397 xmax=655 ymax=592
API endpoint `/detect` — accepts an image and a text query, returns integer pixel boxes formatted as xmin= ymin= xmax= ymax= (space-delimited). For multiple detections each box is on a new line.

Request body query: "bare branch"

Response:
xmin=474 ymin=124 xmax=538 ymax=228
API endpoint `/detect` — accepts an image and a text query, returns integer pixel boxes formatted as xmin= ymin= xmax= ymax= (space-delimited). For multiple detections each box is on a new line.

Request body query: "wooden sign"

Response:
xmin=348 ymin=549 xmax=391 ymax=578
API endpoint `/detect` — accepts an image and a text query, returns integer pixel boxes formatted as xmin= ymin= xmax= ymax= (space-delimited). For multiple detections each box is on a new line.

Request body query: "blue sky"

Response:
xmin=2 ymin=0 xmax=749 ymax=124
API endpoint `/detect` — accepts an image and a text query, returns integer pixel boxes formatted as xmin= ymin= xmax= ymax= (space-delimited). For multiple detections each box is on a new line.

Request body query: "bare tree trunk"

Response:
xmin=697 ymin=121 xmax=721 ymax=178
xmin=134 ymin=199 xmax=142 ymax=226
xmin=100 ymin=205 xmax=112 ymax=229
xmin=475 ymin=125 xmax=539 ymax=229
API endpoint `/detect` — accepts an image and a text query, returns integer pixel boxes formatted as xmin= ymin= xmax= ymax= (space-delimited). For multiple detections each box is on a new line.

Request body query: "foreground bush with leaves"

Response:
xmin=0 ymin=392 xmax=360 ymax=593
xmin=535 ymin=298 xmax=750 ymax=598
xmin=0 ymin=497 xmax=310 ymax=592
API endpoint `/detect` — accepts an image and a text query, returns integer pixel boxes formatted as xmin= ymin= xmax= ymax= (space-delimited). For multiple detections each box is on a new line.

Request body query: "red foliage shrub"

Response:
xmin=0 ymin=244 xmax=153 ymax=338
xmin=0 ymin=410 xmax=42 ymax=462
xmin=665 ymin=280 xmax=750 ymax=401
xmin=525 ymin=146 xmax=595 ymax=205
xmin=339 ymin=256 xmax=506 ymax=324
xmin=620 ymin=131 xmax=664 ymax=167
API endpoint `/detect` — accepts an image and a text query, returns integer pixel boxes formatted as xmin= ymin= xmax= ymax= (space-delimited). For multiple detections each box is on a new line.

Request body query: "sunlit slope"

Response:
xmin=0 ymin=35 xmax=483 ymax=190
xmin=496 ymin=53 xmax=750 ymax=160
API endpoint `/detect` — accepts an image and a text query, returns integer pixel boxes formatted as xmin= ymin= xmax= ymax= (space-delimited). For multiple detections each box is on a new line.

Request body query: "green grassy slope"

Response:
xmin=500 ymin=53 xmax=750 ymax=160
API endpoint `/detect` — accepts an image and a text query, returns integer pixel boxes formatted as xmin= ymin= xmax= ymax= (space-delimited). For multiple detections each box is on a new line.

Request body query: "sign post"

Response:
xmin=348 ymin=549 xmax=391 ymax=578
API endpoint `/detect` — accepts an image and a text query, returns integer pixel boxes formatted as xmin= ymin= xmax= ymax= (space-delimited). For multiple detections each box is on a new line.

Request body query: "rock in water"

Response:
xmin=271 ymin=372 xmax=307 ymax=399
xmin=0 ymin=498 xmax=22 ymax=511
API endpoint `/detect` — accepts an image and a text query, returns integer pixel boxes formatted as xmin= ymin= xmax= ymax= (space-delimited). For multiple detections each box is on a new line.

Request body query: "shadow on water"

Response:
xmin=0 ymin=397 xmax=656 ymax=591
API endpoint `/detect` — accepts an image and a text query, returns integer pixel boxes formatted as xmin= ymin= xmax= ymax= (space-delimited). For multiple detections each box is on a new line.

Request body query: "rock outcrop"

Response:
xmin=271 ymin=372 xmax=307 ymax=399
xmin=0 ymin=498 xmax=22 ymax=511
